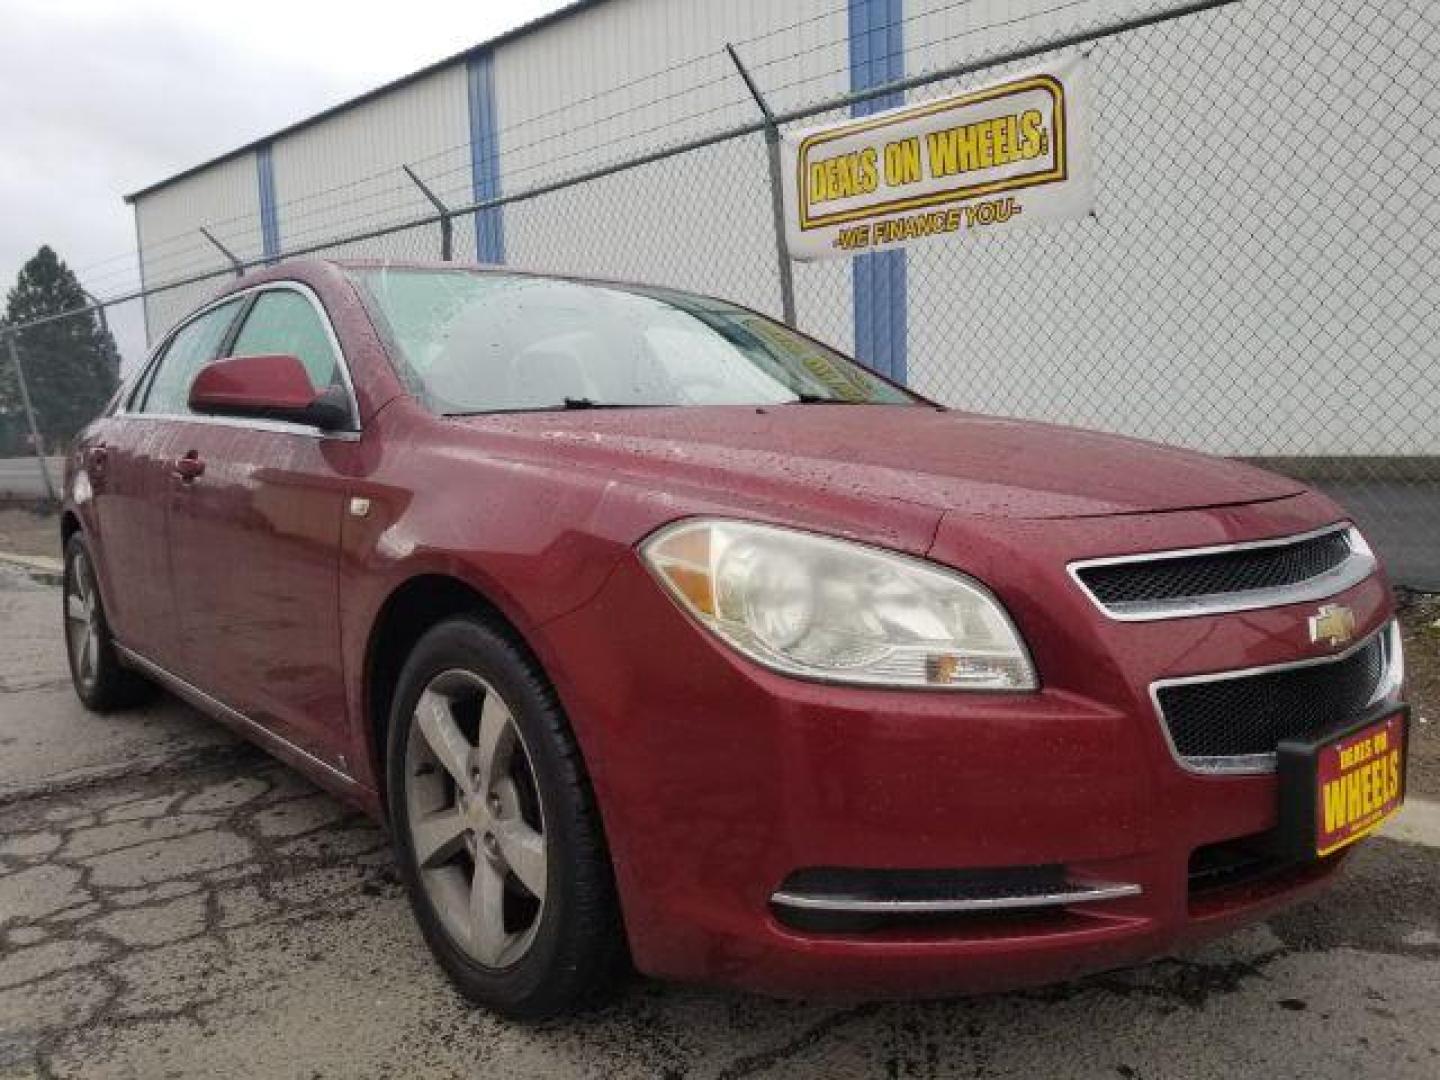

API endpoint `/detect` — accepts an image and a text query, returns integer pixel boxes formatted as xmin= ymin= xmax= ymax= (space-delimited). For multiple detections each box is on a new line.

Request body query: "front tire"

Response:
xmin=386 ymin=616 xmax=624 ymax=1018
xmin=63 ymin=533 xmax=152 ymax=712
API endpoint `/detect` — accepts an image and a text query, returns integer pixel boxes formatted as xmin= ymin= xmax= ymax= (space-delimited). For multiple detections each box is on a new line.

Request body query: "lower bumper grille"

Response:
xmin=1188 ymin=835 xmax=1290 ymax=895
xmin=1154 ymin=624 xmax=1398 ymax=773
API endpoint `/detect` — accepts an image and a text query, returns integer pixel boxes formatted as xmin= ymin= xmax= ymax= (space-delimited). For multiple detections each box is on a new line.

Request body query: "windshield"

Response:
xmin=348 ymin=268 xmax=918 ymax=414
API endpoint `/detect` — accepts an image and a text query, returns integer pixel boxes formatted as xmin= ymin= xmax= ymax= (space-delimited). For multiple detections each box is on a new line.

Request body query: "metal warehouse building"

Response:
xmin=125 ymin=0 xmax=1438 ymax=472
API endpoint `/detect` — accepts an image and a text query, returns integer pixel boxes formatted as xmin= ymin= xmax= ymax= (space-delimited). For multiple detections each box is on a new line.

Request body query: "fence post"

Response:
xmin=726 ymin=43 xmax=797 ymax=326
xmin=403 ymin=165 xmax=454 ymax=261
xmin=199 ymin=227 xmax=245 ymax=278
xmin=4 ymin=329 xmax=58 ymax=503
xmin=80 ymin=289 xmax=121 ymax=382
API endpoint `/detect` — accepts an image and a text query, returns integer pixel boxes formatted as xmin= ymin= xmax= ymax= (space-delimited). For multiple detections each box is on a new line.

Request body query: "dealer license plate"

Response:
xmin=1313 ymin=712 xmax=1406 ymax=857
xmin=1274 ymin=706 xmax=1408 ymax=862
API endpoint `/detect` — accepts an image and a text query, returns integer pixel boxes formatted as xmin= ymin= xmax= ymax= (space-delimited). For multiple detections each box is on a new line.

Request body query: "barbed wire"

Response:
xmin=0 ymin=0 xmax=1246 ymax=325
xmin=76 ymin=0 xmax=1172 ymax=291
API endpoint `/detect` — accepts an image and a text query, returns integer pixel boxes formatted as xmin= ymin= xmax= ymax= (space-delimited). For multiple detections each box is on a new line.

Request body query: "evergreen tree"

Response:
xmin=1 ymin=246 xmax=120 ymax=449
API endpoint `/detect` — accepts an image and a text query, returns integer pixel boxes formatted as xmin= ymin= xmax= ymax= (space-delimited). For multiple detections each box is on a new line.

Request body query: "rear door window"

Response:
xmin=137 ymin=299 xmax=245 ymax=415
xmin=229 ymin=289 xmax=343 ymax=391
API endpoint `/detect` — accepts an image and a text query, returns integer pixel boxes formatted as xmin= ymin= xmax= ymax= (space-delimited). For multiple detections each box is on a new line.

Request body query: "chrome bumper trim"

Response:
xmin=769 ymin=881 xmax=1141 ymax=914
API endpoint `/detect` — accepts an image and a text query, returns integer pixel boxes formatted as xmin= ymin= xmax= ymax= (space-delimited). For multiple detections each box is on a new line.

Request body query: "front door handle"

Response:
xmin=173 ymin=451 xmax=205 ymax=482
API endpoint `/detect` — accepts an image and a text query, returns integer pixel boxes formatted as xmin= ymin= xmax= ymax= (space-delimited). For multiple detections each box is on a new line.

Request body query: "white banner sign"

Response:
xmin=782 ymin=57 xmax=1092 ymax=261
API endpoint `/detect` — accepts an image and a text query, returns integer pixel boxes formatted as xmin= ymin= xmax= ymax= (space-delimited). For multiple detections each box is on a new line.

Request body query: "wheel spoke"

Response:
xmin=474 ymin=692 xmax=515 ymax=796
xmin=407 ymin=669 xmax=548 ymax=971
xmin=66 ymin=594 xmax=88 ymax=622
xmin=77 ymin=630 xmax=95 ymax=681
xmin=494 ymin=819 xmax=546 ymax=900
xmin=416 ymin=691 xmax=474 ymax=792
xmin=469 ymin=857 xmax=509 ymax=965
xmin=412 ymin=808 xmax=468 ymax=869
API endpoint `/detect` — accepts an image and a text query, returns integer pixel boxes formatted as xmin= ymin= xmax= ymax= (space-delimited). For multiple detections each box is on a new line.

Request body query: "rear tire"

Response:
xmin=62 ymin=533 xmax=153 ymax=712
xmin=386 ymin=615 xmax=624 ymax=1018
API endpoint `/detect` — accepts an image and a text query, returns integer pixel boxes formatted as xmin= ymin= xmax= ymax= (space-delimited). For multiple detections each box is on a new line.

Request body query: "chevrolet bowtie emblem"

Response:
xmin=1309 ymin=603 xmax=1357 ymax=647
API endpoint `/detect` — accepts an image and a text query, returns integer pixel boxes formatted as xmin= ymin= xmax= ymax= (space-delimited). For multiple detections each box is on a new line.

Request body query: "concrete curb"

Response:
xmin=1383 ymin=795 xmax=1440 ymax=850
xmin=0 ymin=550 xmax=63 ymax=585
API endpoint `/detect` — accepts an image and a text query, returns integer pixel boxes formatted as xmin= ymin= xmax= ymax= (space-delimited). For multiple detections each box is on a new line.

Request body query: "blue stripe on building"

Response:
xmin=256 ymin=143 xmax=281 ymax=264
xmin=467 ymin=52 xmax=506 ymax=264
xmin=848 ymin=0 xmax=907 ymax=383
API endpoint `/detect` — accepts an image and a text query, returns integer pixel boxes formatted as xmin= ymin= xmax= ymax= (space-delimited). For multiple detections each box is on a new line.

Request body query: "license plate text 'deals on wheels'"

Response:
xmin=1315 ymin=712 xmax=1406 ymax=857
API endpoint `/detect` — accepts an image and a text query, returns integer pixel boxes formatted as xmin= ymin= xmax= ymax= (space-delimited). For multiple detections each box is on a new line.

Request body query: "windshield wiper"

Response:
xmin=559 ymin=397 xmax=673 ymax=410
xmin=443 ymin=399 xmax=668 ymax=416
xmin=790 ymin=392 xmax=862 ymax=404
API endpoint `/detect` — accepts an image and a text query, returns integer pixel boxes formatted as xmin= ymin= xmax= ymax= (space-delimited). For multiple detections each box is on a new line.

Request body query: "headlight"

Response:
xmin=641 ymin=519 xmax=1036 ymax=690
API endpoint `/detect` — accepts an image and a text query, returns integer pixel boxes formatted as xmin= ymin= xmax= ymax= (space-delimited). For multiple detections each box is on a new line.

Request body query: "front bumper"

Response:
xmin=536 ymin=497 xmax=1397 ymax=998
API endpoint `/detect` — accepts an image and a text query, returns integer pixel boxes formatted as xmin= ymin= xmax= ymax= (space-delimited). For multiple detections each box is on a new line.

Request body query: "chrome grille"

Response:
xmin=1070 ymin=524 xmax=1374 ymax=620
xmin=1152 ymin=625 xmax=1397 ymax=773
xmin=1079 ymin=529 xmax=1351 ymax=605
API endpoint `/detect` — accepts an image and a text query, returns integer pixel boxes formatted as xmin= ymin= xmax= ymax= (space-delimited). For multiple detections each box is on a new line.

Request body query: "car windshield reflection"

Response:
xmin=349 ymin=267 xmax=921 ymax=415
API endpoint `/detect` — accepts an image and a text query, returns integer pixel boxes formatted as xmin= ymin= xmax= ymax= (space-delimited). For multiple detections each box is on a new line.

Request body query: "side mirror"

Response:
xmin=189 ymin=354 xmax=351 ymax=431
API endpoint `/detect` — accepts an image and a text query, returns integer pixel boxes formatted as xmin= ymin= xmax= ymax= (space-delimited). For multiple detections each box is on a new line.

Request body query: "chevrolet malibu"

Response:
xmin=62 ymin=260 xmax=1408 ymax=1018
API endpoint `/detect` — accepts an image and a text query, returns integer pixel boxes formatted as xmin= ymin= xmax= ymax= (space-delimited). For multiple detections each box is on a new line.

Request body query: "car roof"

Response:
xmin=211 ymin=257 xmax=701 ymax=305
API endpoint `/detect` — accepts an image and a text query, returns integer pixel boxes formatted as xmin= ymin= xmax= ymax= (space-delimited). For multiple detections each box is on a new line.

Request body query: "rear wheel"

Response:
xmin=63 ymin=533 xmax=152 ymax=711
xmin=386 ymin=616 xmax=623 ymax=1018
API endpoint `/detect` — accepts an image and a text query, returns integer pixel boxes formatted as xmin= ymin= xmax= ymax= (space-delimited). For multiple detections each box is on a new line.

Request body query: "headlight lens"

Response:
xmin=641 ymin=519 xmax=1037 ymax=690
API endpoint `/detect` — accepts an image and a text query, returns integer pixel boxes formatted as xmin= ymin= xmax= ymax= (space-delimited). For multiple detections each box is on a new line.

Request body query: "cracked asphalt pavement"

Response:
xmin=2 ymin=560 xmax=1439 ymax=1079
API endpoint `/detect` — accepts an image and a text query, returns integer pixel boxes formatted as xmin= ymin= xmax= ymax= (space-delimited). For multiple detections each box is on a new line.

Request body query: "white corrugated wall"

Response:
xmin=124 ymin=0 xmax=1438 ymax=456
xmin=488 ymin=0 xmax=851 ymax=339
xmin=269 ymin=65 xmax=471 ymax=265
xmin=134 ymin=154 xmax=263 ymax=341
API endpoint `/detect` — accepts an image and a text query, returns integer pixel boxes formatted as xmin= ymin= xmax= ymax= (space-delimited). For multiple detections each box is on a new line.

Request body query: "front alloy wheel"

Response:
xmin=405 ymin=670 xmax=547 ymax=968
xmin=387 ymin=616 xmax=623 ymax=1018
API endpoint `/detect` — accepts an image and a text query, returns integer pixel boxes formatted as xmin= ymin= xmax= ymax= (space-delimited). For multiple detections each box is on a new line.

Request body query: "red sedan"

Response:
xmin=62 ymin=260 xmax=1407 ymax=1018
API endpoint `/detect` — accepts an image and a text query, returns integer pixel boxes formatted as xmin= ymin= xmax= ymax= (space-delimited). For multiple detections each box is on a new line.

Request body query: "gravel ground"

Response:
xmin=3 ymin=745 xmax=1438 ymax=1080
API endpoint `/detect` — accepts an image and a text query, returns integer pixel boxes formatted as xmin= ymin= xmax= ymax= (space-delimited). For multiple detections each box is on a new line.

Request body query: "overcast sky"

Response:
xmin=0 ymin=0 xmax=568 ymax=365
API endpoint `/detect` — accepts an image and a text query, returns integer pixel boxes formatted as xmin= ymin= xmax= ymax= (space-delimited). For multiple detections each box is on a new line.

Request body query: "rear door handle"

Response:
xmin=173 ymin=451 xmax=205 ymax=482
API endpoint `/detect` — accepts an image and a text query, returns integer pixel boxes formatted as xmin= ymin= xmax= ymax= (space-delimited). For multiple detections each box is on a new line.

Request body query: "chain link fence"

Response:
xmin=2 ymin=0 xmax=1435 ymax=586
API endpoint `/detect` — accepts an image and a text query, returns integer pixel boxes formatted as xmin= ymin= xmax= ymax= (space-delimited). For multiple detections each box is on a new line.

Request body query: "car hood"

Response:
xmin=456 ymin=404 xmax=1304 ymax=522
